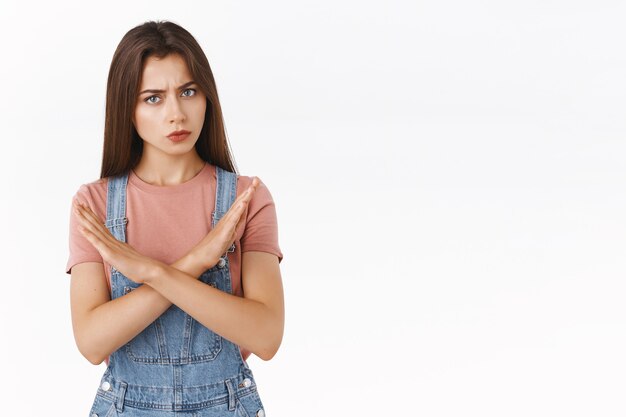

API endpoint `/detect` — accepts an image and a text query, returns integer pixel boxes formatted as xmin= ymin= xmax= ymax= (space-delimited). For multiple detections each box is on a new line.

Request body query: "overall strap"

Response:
xmin=213 ymin=165 xmax=237 ymax=255
xmin=105 ymin=172 xmax=129 ymax=274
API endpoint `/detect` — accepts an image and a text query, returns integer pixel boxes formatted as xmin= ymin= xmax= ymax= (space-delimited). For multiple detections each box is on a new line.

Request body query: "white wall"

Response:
xmin=0 ymin=1 xmax=624 ymax=416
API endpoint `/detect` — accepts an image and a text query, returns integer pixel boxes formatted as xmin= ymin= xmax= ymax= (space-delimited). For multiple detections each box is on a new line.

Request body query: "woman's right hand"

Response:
xmin=192 ymin=177 xmax=260 ymax=269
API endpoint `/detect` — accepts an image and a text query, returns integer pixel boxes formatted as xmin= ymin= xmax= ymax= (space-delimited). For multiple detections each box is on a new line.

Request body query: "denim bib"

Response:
xmin=87 ymin=165 xmax=266 ymax=417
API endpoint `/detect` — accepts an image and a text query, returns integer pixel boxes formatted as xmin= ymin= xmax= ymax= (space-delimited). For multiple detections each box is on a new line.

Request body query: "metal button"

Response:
xmin=242 ymin=378 xmax=251 ymax=387
xmin=101 ymin=381 xmax=111 ymax=391
xmin=91 ymin=413 xmax=98 ymax=417
xmin=256 ymin=409 xmax=265 ymax=417
xmin=217 ymin=257 xmax=226 ymax=268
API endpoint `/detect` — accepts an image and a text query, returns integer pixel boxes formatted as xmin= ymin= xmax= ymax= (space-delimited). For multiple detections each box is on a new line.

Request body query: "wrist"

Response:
xmin=189 ymin=248 xmax=219 ymax=271
xmin=144 ymin=261 xmax=166 ymax=286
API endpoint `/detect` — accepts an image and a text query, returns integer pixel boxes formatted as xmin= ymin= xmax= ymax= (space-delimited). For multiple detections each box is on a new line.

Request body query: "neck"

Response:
xmin=132 ymin=153 xmax=206 ymax=187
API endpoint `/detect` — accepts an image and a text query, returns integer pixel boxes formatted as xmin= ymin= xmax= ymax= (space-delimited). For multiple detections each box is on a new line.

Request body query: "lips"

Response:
xmin=167 ymin=129 xmax=191 ymax=138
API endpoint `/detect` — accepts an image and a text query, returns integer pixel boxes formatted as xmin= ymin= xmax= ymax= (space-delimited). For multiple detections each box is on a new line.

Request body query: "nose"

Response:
xmin=166 ymin=95 xmax=186 ymax=124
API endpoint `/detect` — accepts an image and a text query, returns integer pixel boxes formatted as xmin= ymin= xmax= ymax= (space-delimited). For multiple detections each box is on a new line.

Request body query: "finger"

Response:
xmin=244 ymin=178 xmax=259 ymax=201
xmin=234 ymin=204 xmax=248 ymax=232
xmin=231 ymin=194 xmax=250 ymax=227
xmin=216 ymin=179 xmax=257 ymax=226
xmin=75 ymin=202 xmax=109 ymax=233
xmin=75 ymin=203 xmax=110 ymax=236
xmin=77 ymin=210 xmax=142 ymax=267
xmin=247 ymin=177 xmax=259 ymax=195
xmin=230 ymin=187 xmax=254 ymax=213
xmin=78 ymin=223 xmax=112 ymax=259
xmin=76 ymin=213 xmax=115 ymax=252
xmin=221 ymin=184 xmax=254 ymax=222
xmin=75 ymin=203 xmax=121 ymax=247
xmin=219 ymin=201 xmax=247 ymax=229
xmin=232 ymin=186 xmax=253 ymax=207
xmin=231 ymin=178 xmax=259 ymax=207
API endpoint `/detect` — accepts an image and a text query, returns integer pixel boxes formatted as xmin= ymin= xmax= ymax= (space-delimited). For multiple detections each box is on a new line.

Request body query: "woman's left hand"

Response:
xmin=72 ymin=199 xmax=160 ymax=284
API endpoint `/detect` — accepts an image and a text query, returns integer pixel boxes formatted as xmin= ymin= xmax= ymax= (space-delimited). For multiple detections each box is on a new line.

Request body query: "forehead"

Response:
xmin=139 ymin=54 xmax=192 ymax=87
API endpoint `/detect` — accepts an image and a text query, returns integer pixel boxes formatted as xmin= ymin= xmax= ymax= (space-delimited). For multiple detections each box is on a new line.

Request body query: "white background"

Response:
xmin=0 ymin=1 xmax=625 ymax=416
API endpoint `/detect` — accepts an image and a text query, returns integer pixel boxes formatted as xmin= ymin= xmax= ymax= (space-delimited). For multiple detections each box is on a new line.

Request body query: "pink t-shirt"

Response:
xmin=66 ymin=162 xmax=283 ymax=364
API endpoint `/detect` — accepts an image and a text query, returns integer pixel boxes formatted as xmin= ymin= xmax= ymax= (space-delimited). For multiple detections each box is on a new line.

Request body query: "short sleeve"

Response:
xmin=66 ymin=184 xmax=105 ymax=275
xmin=239 ymin=177 xmax=283 ymax=264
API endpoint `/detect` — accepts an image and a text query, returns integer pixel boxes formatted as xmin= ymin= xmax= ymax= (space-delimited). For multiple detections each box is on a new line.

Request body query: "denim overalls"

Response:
xmin=87 ymin=166 xmax=266 ymax=417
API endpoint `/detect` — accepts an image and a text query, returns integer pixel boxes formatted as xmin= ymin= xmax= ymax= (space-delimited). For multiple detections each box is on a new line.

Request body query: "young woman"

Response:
xmin=66 ymin=20 xmax=284 ymax=417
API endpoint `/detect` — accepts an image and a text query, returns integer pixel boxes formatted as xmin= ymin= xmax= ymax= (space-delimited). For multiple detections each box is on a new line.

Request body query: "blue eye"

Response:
xmin=182 ymin=88 xmax=196 ymax=97
xmin=143 ymin=89 xmax=196 ymax=104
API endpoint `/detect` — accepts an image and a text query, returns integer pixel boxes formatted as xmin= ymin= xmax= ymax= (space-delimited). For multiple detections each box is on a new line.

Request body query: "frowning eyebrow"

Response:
xmin=138 ymin=81 xmax=197 ymax=95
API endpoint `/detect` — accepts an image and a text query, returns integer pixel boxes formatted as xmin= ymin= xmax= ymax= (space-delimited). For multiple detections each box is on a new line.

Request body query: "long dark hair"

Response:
xmin=100 ymin=20 xmax=238 ymax=179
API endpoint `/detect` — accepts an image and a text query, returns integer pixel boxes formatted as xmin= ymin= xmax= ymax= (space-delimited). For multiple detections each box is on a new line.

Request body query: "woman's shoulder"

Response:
xmin=76 ymin=177 xmax=107 ymax=193
xmin=72 ymin=177 xmax=108 ymax=210
xmin=235 ymin=174 xmax=278 ymax=217
xmin=237 ymin=173 xmax=273 ymax=196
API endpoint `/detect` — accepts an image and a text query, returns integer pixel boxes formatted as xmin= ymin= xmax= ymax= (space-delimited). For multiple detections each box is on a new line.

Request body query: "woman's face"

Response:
xmin=133 ymin=53 xmax=206 ymax=158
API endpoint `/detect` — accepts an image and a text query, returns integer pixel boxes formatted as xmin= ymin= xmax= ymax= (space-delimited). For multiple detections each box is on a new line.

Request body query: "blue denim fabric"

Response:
xmin=87 ymin=166 xmax=266 ymax=417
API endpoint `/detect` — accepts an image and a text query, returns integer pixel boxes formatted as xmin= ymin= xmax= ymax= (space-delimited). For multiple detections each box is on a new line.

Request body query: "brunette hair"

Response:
xmin=99 ymin=20 xmax=238 ymax=178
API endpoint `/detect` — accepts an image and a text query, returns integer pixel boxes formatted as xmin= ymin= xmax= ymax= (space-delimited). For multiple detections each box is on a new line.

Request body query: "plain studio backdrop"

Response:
xmin=0 ymin=1 xmax=625 ymax=416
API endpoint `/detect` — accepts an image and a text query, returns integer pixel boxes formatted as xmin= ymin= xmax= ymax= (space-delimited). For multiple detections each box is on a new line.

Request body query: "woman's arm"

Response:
xmin=144 ymin=250 xmax=284 ymax=361
xmin=70 ymin=178 xmax=280 ymax=363
xmin=70 ymin=251 xmax=211 ymax=365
